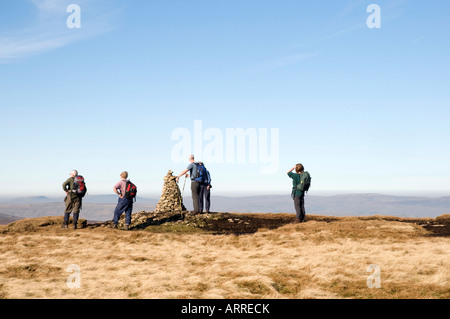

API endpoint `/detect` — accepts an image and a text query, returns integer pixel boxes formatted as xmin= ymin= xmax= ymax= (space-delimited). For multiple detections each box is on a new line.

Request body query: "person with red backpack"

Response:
xmin=62 ymin=169 xmax=86 ymax=229
xmin=111 ymin=171 xmax=136 ymax=230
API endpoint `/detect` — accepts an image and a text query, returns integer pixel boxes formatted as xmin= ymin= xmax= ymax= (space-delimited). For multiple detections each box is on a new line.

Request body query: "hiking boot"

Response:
xmin=124 ymin=224 xmax=129 ymax=231
xmin=111 ymin=223 xmax=118 ymax=229
xmin=73 ymin=224 xmax=78 ymax=230
xmin=61 ymin=224 xmax=68 ymax=229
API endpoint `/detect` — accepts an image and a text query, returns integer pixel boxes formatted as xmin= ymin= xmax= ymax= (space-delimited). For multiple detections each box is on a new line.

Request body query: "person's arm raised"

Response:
xmin=176 ymin=169 xmax=189 ymax=182
xmin=287 ymin=166 xmax=296 ymax=174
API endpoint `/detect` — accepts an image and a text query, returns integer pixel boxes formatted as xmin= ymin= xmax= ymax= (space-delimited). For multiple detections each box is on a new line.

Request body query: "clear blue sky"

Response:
xmin=1 ymin=0 xmax=449 ymax=197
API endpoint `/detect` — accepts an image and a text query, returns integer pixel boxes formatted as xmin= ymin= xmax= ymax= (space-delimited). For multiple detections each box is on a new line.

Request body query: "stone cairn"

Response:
xmin=155 ymin=170 xmax=187 ymax=214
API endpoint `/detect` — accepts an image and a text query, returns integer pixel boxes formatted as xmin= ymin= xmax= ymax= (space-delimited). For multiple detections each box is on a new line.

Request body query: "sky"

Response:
xmin=1 ymin=0 xmax=449 ymax=198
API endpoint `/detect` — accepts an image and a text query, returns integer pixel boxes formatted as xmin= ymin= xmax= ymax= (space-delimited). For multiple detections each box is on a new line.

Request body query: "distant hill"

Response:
xmin=0 ymin=213 xmax=22 ymax=225
xmin=0 ymin=195 xmax=158 ymax=205
xmin=0 ymin=193 xmax=449 ymax=223
xmin=183 ymin=193 xmax=450 ymax=217
xmin=0 ymin=202 xmax=157 ymax=223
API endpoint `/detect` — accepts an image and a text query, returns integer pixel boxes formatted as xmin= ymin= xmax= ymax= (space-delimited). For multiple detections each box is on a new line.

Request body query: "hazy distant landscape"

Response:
xmin=1 ymin=193 xmax=449 ymax=224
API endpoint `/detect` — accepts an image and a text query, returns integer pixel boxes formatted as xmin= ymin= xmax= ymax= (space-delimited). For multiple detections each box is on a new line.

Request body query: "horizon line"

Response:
xmin=0 ymin=191 xmax=449 ymax=201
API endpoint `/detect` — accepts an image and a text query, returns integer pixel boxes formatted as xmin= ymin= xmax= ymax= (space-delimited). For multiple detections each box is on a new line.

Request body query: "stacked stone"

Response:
xmin=155 ymin=170 xmax=187 ymax=214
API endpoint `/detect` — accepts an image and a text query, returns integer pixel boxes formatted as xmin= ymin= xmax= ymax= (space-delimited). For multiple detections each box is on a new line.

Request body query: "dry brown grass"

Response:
xmin=0 ymin=214 xmax=449 ymax=299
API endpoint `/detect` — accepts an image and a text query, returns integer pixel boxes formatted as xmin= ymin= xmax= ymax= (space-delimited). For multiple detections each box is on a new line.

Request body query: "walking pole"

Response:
xmin=182 ymin=175 xmax=187 ymax=194
xmin=177 ymin=175 xmax=187 ymax=220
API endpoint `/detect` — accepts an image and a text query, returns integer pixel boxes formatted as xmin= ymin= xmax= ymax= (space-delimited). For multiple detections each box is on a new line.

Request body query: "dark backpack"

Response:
xmin=125 ymin=180 xmax=137 ymax=200
xmin=194 ymin=163 xmax=207 ymax=183
xmin=296 ymin=171 xmax=311 ymax=193
xmin=73 ymin=175 xmax=87 ymax=198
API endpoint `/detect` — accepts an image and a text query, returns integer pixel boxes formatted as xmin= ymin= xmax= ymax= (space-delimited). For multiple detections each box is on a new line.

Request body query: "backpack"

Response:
xmin=73 ymin=175 xmax=87 ymax=198
xmin=125 ymin=180 xmax=137 ymax=200
xmin=194 ymin=163 xmax=207 ymax=183
xmin=296 ymin=171 xmax=311 ymax=193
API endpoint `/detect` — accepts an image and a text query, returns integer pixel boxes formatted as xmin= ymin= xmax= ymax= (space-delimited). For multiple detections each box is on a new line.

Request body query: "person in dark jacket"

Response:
xmin=287 ymin=164 xmax=306 ymax=223
xmin=62 ymin=169 xmax=82 ymax=229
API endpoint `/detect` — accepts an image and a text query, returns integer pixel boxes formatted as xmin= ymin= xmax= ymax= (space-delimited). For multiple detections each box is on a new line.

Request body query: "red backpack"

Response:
xmin=125 ymin=180 xmax=137 ymax=201
xmin=73 ymin=176 xmax=87 ymax=197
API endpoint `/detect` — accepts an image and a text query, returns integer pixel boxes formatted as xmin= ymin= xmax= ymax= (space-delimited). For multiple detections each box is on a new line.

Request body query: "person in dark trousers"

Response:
xmin=176 ymin=154 xmax=201 ymax=213
xmin=111 ymin=171 xmax=133 ymax=230
xmin=62 ymin=169 xmax=82 ymax=229
xmin=287 ymin=164 xmax=306 ymax=223
xmin=197 ymin=161 xmax=212 ymax=213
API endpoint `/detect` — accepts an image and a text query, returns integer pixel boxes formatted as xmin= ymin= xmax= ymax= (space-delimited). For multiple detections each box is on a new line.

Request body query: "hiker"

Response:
xmin=287 ymin=164 xmax=311 ymax=223
xmin=197 ymin=162 xmax=212 ymax=213
xmin=62 ymin=169 xmax=86 ymax=229
xmin=176 ymin=154 xmax=201 ymax=213
xmin=111 ymin=171 xmax=134 ymax=230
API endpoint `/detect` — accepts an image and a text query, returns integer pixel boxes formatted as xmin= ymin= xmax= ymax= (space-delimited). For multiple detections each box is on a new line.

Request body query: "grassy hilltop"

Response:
xmin=0 ymin=212 xmax=449 ymax=299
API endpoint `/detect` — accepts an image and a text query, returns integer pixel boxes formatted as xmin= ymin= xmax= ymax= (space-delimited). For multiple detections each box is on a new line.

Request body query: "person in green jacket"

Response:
xmin=62 ymin=169 xmax=82 ymax=229
xmin=287 ymin=164 xmax=306 ymax=223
